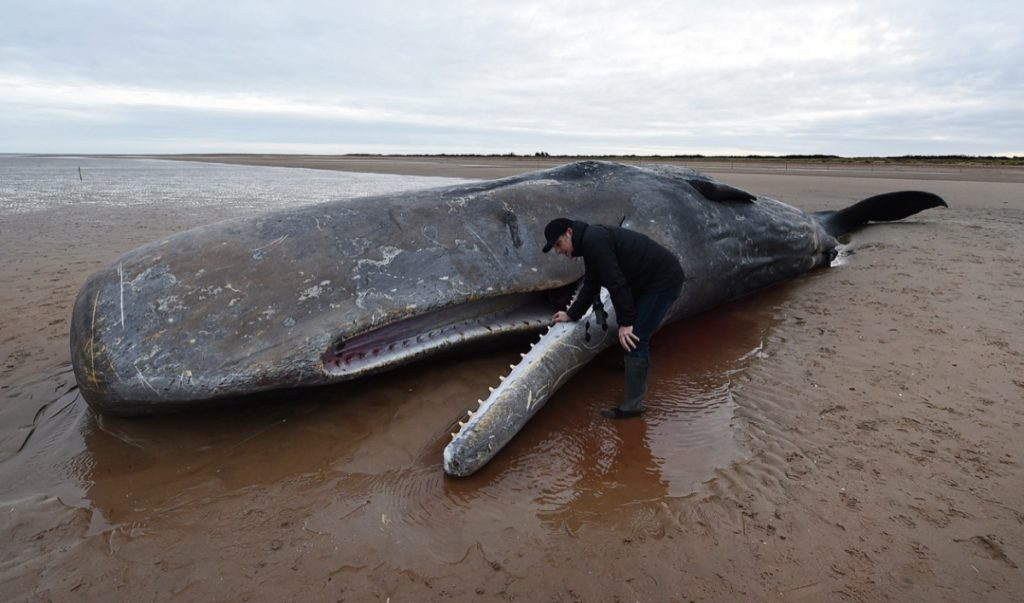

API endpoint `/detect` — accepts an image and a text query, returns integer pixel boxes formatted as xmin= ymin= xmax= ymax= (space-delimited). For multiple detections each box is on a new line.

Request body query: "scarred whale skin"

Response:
xmin=69 ymin=161 xmax=945 ymax=477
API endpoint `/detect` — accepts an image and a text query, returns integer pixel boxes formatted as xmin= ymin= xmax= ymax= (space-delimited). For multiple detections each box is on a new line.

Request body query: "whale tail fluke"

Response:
xmin=814 ymin=191 xmax=947 ymax=237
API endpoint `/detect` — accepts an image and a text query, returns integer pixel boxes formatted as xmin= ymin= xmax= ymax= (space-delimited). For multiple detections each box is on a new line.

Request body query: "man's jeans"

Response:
xmin=624 ymin=285 xmax=683 ymax=360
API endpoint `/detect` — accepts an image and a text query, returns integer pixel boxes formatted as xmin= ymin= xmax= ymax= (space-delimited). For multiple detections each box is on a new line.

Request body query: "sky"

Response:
xmin=2 ymin=0 xmax=1022 ymax=156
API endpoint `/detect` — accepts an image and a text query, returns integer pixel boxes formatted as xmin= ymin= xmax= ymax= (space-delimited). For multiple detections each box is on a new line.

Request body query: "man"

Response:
xmin=543 ymin=218 xmax=684 ymax=418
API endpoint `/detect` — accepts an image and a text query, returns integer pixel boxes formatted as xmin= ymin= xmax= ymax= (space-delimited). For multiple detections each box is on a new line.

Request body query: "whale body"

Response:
xmin=68 ymin=161 xmax=946 ymax=475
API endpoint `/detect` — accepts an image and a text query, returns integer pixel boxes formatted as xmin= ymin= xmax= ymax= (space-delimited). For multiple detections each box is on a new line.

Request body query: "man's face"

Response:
xmin=553 ymin=228 xmax=574 ymax=257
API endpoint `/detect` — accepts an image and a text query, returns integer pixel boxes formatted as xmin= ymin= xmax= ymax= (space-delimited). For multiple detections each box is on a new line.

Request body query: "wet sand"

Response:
xmin=2 ymin=157 xmax=1023 ymax=601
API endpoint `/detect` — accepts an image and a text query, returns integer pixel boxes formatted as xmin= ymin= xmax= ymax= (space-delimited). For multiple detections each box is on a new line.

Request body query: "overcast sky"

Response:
xmin=2 ymin=0 xmax=1021 ymax=156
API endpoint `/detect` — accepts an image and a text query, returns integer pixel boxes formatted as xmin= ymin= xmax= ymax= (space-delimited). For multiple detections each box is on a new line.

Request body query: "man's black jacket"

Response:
xmin=565 ymin=220 xmax=685 ymax=326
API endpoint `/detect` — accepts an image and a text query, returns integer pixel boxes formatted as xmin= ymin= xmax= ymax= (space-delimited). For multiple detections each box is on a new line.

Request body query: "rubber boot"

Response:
xmin=602 ymin=356 xmax=650 ymax=418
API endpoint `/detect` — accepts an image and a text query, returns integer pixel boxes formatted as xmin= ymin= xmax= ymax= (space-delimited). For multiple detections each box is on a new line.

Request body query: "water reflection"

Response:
xmin=535 ymin=417 xmax=668 ymax=532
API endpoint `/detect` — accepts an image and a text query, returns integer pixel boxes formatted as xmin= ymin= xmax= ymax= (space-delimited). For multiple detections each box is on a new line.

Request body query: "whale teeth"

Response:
xmin=498 ymin=375 xmax=505 ymax=381
xmin=519 ymin=353 xmax=525 ymax=358
xmin=509 ymin=364 xmax=516 ymax=369
xmin=477 ymin=399 xmax=483 ymax=405
xmin=451 ymin=432 xmax=458 ymax=439
xmin=488 ymin=386 xmax=494 ymax=392
xmin=458 ymin=420 xmax=466 ymax=428
xmin=466 ymin=410 xmax=474 ymax=418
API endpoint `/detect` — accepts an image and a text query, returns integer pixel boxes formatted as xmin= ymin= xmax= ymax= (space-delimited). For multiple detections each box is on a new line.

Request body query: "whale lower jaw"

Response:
xmin=443 ymin=290 xmax=616 ymax=477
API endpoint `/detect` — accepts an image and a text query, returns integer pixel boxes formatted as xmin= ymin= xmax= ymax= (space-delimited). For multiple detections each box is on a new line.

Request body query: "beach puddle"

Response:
xmin=1 ymin=281 xmax=798 ymax=584
xmin=6 ymin=282 xmax=790 ymax=548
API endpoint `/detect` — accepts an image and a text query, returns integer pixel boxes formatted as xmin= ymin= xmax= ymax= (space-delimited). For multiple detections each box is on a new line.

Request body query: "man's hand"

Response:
xmin=618 ymin=325 xmax=640 ymax=351
xmin=551 ymin=310 xmax=571 ymax=324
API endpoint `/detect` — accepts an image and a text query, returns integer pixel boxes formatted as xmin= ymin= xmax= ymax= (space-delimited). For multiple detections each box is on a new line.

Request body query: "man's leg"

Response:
xmin=604 ymin=285 xmax=682 ymax=418
xmin=617 ymin=355 xmax=650 ymax=414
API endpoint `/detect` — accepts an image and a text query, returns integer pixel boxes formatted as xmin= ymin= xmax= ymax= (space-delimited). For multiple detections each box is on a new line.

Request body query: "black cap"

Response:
xmin=542 ymin=218 xmax=573 ymax=253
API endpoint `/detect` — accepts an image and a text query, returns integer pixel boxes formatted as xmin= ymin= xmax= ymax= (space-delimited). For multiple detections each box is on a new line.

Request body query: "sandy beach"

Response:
xmin=2 ymin=156 xmax=1022 ymax=601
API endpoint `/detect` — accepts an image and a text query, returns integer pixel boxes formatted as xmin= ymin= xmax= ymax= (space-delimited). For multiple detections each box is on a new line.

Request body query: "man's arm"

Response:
xmin=564 ymin=259 xmax=601 ymax=320
xmin=593 ymin=246 xmax=642 ymax=350
xmin=589 ymin=237 xmax=635 ymax=326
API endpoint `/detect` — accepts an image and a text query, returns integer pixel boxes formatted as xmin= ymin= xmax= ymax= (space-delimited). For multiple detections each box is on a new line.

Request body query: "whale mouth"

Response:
xmin=321 ymin=284 xmax=577 ymax=378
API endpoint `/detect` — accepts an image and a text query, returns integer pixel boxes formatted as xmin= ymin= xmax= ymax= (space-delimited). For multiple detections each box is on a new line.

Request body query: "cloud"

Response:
xmin=2 ymin=0 xmax=1022 ymax=154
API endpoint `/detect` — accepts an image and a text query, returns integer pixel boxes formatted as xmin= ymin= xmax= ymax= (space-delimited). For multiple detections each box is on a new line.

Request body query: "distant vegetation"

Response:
xmin=338 ymin=152 xmax=1024 ymax=167
xmin=163 ymin=151 xmax=1023 ymax=168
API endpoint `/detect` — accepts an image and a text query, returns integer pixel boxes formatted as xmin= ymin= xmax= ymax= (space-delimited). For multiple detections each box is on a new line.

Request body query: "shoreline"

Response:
xmin=67 ymin=153 xmax=1024 ymax=183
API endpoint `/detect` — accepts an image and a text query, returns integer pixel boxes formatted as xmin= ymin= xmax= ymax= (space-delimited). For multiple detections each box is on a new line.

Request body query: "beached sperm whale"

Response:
xmin=69 ymin=161 xmax=945 ymax=475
